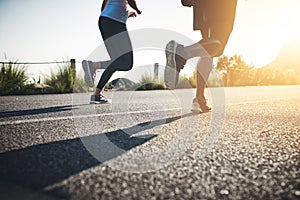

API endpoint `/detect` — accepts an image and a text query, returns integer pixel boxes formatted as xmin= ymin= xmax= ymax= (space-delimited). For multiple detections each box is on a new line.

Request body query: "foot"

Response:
xmin=90 ymin=94 xmax=110 ymax=104
xmin=82 ymin=60 xmax=95 ymax=87
xmin=164 ymin=40 xmax=186 ymax=89
xmin=191 ymin=98 xmax=211 ymax=113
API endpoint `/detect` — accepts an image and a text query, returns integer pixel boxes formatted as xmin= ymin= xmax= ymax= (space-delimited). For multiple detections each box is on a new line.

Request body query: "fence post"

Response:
xmin=154 ymin=63 xmax=159 ymax=81
xmin=70 ymin=59 xmax=76 ymax=71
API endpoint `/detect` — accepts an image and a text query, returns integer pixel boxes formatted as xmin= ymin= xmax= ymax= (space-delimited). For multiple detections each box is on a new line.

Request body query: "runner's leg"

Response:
xmin=95 ymin=17 xmax=133 ymax=92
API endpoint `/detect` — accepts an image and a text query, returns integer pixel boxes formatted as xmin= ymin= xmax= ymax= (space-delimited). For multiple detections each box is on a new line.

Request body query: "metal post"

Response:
xmin=70 ymin=59 xmax=76 ymax=71
xmin=154 ymin=63 xmax=159 ymax=81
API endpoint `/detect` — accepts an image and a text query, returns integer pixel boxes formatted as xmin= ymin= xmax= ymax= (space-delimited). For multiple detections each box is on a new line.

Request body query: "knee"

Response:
xmin=117 ymin=52 xmax=133 ymax=71
xmin=123 ymin=57 xmax=133 ymax=71
xmin=214 ymin=45 xmax=226 ymax=57
xmin=199 ymin=38 xmax=223 ymax=57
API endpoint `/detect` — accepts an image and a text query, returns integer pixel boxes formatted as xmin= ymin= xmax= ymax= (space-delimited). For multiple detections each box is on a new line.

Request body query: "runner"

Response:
xmin=82 ymin=0 xmax=142 ymax=104
xmin=165 ymin=0 xmax=237 ymax=112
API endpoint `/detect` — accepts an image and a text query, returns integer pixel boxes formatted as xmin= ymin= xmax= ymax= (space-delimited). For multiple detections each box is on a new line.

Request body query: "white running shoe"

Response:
xmin=164 ymin=40 xmax=180 ymax=89
xmin=191 ymin=98 xmax=211 ymax=113
xmin=82 ymin=60 xmax=95 ymax=87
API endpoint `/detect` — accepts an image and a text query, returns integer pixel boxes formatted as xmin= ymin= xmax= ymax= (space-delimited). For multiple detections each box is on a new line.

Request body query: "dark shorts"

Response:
xmin=193 ymin=0 xmax=237 ymax=56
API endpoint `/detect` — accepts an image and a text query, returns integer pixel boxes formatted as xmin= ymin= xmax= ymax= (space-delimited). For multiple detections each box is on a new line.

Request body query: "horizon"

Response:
xmin=1 ymin=0 xmax=300 ymax=81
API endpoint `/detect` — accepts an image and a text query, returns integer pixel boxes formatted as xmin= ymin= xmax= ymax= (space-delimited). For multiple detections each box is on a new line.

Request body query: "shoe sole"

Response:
xmin=191 ymin=108 xmax=211 ymax=113
xmin=90 ymin=99 xmax=111 ymax=104
xmin=191 ymin=102 xmax=211 ymax=113
xmin=82 ymin=61 xmax=94 ymax=87
xmin=164 ymin=40 xmax=179 ymax=90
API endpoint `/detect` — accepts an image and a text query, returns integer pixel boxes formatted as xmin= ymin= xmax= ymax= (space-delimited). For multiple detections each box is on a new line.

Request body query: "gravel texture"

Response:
xmin=0 ymin=86 xmax=299 ymax=200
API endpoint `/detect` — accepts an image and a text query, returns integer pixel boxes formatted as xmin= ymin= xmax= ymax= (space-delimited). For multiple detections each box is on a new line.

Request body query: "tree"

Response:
xmin=216 ymin=54 xmax=254 ymax=86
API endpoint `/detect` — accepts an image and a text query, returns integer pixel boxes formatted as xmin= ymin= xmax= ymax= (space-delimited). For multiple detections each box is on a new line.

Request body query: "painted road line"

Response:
xmin=0 ymin=98 xmax=294 ymax=126
xmin=0 ymin=107 xmax=187 ymax=126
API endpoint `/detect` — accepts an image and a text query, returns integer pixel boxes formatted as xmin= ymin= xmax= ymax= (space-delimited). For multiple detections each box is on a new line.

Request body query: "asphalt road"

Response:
xmin=0 ymin=86 xmax=299 ymax=200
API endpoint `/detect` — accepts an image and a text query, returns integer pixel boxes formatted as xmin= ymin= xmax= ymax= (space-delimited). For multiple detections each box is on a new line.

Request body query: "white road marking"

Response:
xmin=0 ymin=107 xmax=186 ymax=126
xmin=0 ymin=98 xmax=293 ymax=126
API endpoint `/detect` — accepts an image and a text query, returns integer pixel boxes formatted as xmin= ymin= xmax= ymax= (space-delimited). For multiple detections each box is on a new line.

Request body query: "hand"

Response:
xmin=128 ymin=11 xmax=137 ymax=18
xmin=136 ymin=9 xmax=142 ymax=15
xmin=181 ymin=0 xmax=194 ymax=7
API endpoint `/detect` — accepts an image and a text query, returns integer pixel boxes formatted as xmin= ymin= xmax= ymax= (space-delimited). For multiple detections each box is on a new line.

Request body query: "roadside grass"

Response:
xmin=1 ymin=60 xmax=222 ymax=95
xmin=135 ymin=72 xmax=166 ymax=90
xmin=44 ymin=63 xmax=89 ymax=93
xmin=0 ymin=61 xmax=29 ymax=95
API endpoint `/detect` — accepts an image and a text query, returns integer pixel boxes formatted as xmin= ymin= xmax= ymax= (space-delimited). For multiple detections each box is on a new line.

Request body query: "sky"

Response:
xmin=1 ymin=0 xmax=300 ymax=80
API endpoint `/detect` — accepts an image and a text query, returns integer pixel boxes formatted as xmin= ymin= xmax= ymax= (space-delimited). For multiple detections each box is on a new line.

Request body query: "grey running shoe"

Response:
xmin=90 ymin=94 xmax=110 ymax=104
xmin=164 ymin=40 xmax=186 ymax=89
xmin=191 ymin=98 xmax=211 ymax=113
xmin=82 ymin=60 xmax=95 ymax=87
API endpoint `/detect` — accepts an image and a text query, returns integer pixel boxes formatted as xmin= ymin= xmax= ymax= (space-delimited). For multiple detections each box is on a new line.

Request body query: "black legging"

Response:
xmin=96 ymin=16 xmax=133 ymax=90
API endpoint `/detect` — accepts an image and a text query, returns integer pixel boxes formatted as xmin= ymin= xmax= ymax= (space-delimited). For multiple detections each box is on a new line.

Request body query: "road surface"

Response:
xmin=0 ymin=86 xmax=299 ymax=200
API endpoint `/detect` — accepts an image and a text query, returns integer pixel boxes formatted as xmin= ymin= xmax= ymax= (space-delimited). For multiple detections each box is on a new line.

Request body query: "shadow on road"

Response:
xmin=0 ymin=112 xmax=198 ymax=190
xmin=0 ymin=104 xmax=87 ymax=118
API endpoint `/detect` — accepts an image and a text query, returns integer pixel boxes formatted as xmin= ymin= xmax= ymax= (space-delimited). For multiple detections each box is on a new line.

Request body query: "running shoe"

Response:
xmin=82 ymin=60 xmax=95 ymax=87
xmin=164 ymin=40 xmax=186 ymax=89
xmin=191 ymin=98 xmax=211 ymax=113
xmin=90 ymin=94 xmax=110 ymax=104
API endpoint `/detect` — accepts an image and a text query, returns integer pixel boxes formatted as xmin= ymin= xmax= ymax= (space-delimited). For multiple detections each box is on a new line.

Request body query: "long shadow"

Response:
xmin=0 ymin=112 xmax=198 ymax=190
xmin=0 ymin=104 xmax=88 ymax=118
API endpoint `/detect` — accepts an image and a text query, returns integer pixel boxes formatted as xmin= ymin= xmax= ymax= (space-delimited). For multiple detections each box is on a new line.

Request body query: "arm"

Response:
xmin=128 ymin=11 xmax=137 ymax=18
xmin=101 ymin=0 xmax=108 ymax=11
xmin=127 ymin=0 xmax=142 ymax=14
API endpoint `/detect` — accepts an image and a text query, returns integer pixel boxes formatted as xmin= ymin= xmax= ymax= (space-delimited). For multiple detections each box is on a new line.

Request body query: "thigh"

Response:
xmin=99 ymin=17 xmax=132 ymax=61
xmin=193 ymin=0 xmax=205 ymax=30
xmin=209 ymin=22 xmax=234 ymax=57
xmin=194 ymin=0 xmax=237 ymax=32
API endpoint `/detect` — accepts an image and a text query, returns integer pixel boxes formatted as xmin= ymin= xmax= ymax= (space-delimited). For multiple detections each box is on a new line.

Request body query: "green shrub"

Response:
xmin=0 ymin=62 xmax=28 ymax=95
xmin=176 ymin=76 xmax=194 ymax=89
xmin=135 ymin=73 xmax=165 ymax=90
xmin=73 ymin=77 xmax=90 ymax=93
xmin=44 ymin=64 xmax=76 ymax=93
xmin=44 ymin=63 xmax=90 ymax=93
xmin=136 ymin=82 xmax=165 ymax=90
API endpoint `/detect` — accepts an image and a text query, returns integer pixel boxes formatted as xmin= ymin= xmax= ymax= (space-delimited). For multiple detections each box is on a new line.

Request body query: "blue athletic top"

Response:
xmin=101 ymin=0 xmax=128 ymax=24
